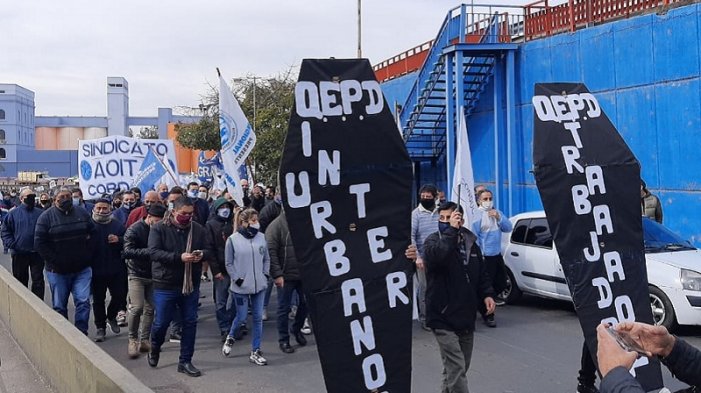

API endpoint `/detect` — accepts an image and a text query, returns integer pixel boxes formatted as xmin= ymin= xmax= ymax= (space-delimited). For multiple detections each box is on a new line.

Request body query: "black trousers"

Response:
xmin=91 ymin=273 xmax=128 ymax=329
xmin=484 ymin=254 xmax=508 ymax=294
xmin=11 ymin=253 xmax=45 ymax=300
xmin=579 ymin=342 xmax=598 ymax=385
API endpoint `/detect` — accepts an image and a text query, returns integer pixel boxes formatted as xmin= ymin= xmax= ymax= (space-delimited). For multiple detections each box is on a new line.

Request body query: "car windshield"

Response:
xmin=643 ymin=218 xmax=696 ymax=252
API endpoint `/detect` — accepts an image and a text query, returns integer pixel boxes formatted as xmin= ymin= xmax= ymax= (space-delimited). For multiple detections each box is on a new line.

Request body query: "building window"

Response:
xmin=0 ymin=148 xmax=6 ymax=159
xmin=0 ymin=129 xmax=4 ymax=140
xmin=0 ymin=109 xmax=5 ymax=120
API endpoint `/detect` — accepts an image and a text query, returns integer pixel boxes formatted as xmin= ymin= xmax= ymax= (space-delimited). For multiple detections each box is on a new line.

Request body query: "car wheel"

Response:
xmin=649 ymin=286 xmax=676 ymax=331
xmin=502 ymin=268 xmax=522 ymax=304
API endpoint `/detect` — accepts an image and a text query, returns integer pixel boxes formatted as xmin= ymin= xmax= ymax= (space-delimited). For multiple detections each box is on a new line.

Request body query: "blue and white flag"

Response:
xmin=132 ymin=148 xmax=167 ymax=196
xmin=219 ymin=73 xmax=256 ymax=206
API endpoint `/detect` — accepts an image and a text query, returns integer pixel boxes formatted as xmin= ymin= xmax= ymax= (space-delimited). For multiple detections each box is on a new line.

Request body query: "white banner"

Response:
xmin=451 ymin=109 xmax=479 ymax=226
xmin=219 ymin=74 xmax=256 ymax=206
xmin=78 ymin=135 xmax=177 ymax=198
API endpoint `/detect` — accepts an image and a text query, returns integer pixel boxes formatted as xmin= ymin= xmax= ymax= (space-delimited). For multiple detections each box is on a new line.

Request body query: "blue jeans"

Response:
xmin=213 ymin=275 xmax=235 ymax=334
xmin=151 ymin=288 xmax=199 ymax=364
xmin=229 ymin=290 xmax=265 ymax=351
xmin=45 ymin=267 xmax=92 ymax=335
xmin=263 ymin=276 xmax=273 ymax=308
xmin=277 ymin=280 xmax=308 ymax=343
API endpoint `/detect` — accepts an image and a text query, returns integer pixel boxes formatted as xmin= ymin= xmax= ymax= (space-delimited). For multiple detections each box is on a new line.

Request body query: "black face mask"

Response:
xmin=58 ymin=198 xmax=72 ymax=211
xmin=40 ymin=199 xmax=50 ymax=207
xmin=113 ymin=201 xmax=122 ymax=209
xmin=420 ymin=199 xmax=436 ymax=211
xmin=23 ymin=195 xmax=36 ymax=209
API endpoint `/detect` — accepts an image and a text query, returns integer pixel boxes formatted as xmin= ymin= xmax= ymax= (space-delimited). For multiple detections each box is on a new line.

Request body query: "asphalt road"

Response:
xmin=1 ymin=253 xmax=699 ymax=393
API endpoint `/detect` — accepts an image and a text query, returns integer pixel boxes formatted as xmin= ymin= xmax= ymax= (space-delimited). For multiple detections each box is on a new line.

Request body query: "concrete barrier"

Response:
xmin=0 ymin=267 xmax=153 ymax=393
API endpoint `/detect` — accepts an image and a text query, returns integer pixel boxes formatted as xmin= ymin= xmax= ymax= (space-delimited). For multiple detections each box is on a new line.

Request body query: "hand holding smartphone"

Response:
xmin=606 ymin=325 xmax=647 ymax=356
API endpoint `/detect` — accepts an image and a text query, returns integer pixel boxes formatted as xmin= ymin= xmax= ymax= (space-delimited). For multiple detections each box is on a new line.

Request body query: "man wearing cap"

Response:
xmin=89 ymin=198 xmax=127 ymax=342
xmin=123 ymin=203 xmax=166 ymax=358
xmin=34 ymin=188 xmax=95 ymax=335
xmin=126 ymin=191 xmax=162 ymax=228
xmin=1 ymin=188 xmax=45 ymax=299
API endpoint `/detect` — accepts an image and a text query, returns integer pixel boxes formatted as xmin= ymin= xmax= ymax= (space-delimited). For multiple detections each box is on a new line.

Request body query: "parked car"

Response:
xmin=501 ymin=211 xmax=701 ymax=330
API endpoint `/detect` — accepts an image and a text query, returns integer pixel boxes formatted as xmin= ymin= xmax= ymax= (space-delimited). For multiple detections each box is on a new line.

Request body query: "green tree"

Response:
xmin=175 ymin=69 xmax=295 ymax=186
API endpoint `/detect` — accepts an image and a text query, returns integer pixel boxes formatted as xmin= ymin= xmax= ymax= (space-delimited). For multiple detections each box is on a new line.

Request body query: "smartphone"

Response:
xmin=606 ymin=325 xmax=647 ymax=355
xmin=191 ymin=250 xmax=203 ymax=257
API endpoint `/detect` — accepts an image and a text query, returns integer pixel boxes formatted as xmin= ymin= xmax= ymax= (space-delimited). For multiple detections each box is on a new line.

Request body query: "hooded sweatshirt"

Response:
xmin=205 ymin=198 xmax=234 ymax=277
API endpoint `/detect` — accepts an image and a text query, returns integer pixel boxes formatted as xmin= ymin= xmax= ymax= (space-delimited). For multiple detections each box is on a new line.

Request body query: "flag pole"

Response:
xmin=152 ymin=146 xmax=179 ymax=186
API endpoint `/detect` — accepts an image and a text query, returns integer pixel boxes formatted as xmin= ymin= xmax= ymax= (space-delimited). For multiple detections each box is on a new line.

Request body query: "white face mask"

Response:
xmin=217 ymin=208 xmax=231 ymax=218
xmin=249 ymin=222 xmax=260 ymax=230
xmin=481 ymin=200 xmax=494 ymax=210
xmin=188 ymin=190 xmax=198 ymax=198
xmin=197 ymin=191 xmax=207 ymax=200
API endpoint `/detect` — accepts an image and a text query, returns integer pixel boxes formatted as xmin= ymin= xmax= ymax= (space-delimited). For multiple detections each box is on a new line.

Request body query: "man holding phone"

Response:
xmin=147 ymin=196 xmax=214 ymax=377
xmin=597 ymin=322 xmax=701 ymax=392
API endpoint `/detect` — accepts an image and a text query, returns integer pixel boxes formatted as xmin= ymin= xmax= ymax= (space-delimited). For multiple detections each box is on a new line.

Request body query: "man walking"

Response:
xmin=407 ymin=202 xmax=496 ymax=393
xmin=89 ymin=199 xmax=127 ymax=342
xmin=471 ymin=189 xmax=512 ymax=327
xmin=113 ymin=190 xmax=137 ymax=225
xmin=34 ymin=188 xmax=94 ymax=335
xmin=1 ymin=188 xmax=45 ymax=299
xmin=266 ymin=210 xmax=308 ymax=354
xmin=411 ymin=184 xmax=440 ymax=331
xmin=123 ymin=203 xmax=166 ymax=358
xmin=147 ymin=196 xmax=213 ymax=377
xmin=126 ymin=190 xmax=162 ymax=228
xmin=205 ymin=197 xmax=236 ymax=341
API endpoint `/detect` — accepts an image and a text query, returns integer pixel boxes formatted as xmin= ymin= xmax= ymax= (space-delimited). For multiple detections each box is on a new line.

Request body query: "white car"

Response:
xmin=500 ymin=211 xmax=701 ymax=330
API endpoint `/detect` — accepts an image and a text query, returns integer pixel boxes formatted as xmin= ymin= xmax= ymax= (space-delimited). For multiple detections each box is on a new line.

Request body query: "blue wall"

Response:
xmin=385 ymin=3 xmax=701 ymax=243
xmin=16 ymin=150 xmax=78 ymax=178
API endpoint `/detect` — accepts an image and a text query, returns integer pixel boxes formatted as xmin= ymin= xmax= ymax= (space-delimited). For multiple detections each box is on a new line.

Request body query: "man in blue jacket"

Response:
xmin=34 ymin=188 xmax=95 ymax=335
xmin=89 ymin=199 xmax=127 ymax=342
xmin=1 ymin=188 xmax=45 ymax=299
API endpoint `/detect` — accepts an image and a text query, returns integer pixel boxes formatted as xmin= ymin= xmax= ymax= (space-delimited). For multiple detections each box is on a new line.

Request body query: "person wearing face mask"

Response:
xmin=39 ymin=193 xmax=52 ymax=210
xmin=34 ymin=188 xmax=95 ymax=335
xmin=123 ymin=203 xmax=166 ymax=358
xmin=126 ymin=191 xmax=162 ymax=228
xmin=411 ymin=184 xmax=440 ymax=331
xmin=249 ymin=185 xmax=266 ymax=213
xmin=113 ymin=191 xmax=136 ymax=226
xmin=147 ymin=196 xmax=214 ymax=377
xmin=205 ymin=198 xmax=237 ymax=341
xmin=471 ymin=189 xmax=513 ymax=322
xmin=88 ymin=199 xmax=127 ymax=343
xmin=406 ymin=202 xmax=496 ymax=393
xmin=1 ymin=188 xmax=45 ymax=299
xmin=130 ymin=187 xmax=143 ymax=208
xmin=221 ymin=208 xmax=270 ymax=366
xmin=112 ymin=192 xmax=123 ymax=210
xmin=71 ymin=188 xmax=94 ymax=214
xmin=186 ymin=182 xmax=210 ymax=227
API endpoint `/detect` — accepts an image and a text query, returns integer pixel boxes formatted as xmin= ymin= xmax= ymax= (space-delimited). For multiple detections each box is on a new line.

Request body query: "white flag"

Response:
xmin=451 ymin=109 xmax=479 ymax=226
xmin=219 ymin=73 xmax=256 ymax=207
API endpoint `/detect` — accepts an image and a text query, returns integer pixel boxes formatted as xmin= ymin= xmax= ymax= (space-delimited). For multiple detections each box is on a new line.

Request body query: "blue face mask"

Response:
xmin=438 ymin=221 xmax=451 ymax=233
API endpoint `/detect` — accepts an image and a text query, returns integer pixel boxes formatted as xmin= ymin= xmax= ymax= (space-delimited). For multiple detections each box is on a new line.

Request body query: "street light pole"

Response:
xmin=357 ymin=0 xmax=362 ymax=58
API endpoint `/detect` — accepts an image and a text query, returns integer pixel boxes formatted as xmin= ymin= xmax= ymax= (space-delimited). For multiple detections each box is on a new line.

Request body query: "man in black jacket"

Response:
xmin=89 ymin=199 xmax=127 ymax=343
xmin=205 ymin=197 xmax=235 ymax=341
xmin=597 ymin=322 xmax=700 ymax=393
xmin=147 ymin=196 xmax=214 ymax=377
xmin=267 ymin=210 xmax=308 ymax=354
xmin=406 ymin=202 xmax=496 ymax=393
xmin=1 ymin=188 xmax=45 ymax=299
xmin=35 ymin=187 xmax=95 ymax=335
xmin=123 ymin=203 xmax=166 ymax=358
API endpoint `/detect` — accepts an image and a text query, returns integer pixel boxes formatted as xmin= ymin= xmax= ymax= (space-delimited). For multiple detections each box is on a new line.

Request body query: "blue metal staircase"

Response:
xmin=400 ymin=4 xmax=521 ymax=162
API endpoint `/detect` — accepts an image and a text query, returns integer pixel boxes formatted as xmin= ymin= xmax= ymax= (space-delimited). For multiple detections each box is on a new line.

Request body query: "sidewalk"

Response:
xmin=0 ymin=317 xmax=54 ymax=393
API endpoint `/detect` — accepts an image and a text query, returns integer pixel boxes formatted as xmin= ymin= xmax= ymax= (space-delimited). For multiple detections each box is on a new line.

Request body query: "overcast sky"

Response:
xmin=3 ymin=0 xmax=525 ymax=117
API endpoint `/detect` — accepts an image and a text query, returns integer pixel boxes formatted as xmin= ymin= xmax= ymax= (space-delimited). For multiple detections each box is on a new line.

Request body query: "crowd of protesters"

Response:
xmin=1 ymin=178 xmax=695 ymax=393
xmin=0 ymin=180 xmax=312 ymax=377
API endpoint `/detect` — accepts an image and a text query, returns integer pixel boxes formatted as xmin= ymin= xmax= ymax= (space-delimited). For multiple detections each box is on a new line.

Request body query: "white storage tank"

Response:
xmin=57 ymin=127 xmax=84 ymax=150
xmin=84 ymin=127 xmax=107 ymax=140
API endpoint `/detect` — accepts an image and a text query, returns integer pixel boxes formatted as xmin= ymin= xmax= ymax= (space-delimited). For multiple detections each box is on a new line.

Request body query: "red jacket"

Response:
xmin=126 ymin=206 xmax=148 ymax=228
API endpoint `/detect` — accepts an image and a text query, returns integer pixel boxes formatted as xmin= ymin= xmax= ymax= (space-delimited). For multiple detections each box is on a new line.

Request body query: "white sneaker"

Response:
xmin=222 ymin=336 xmax=235 ymax=357
xmin=249 ymin=349 xmax=267 ymax=366
xmin=262 ymin=309 xmax=268 ymax=321
xmin=301 ymin=318 xmax=312 ymax=335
